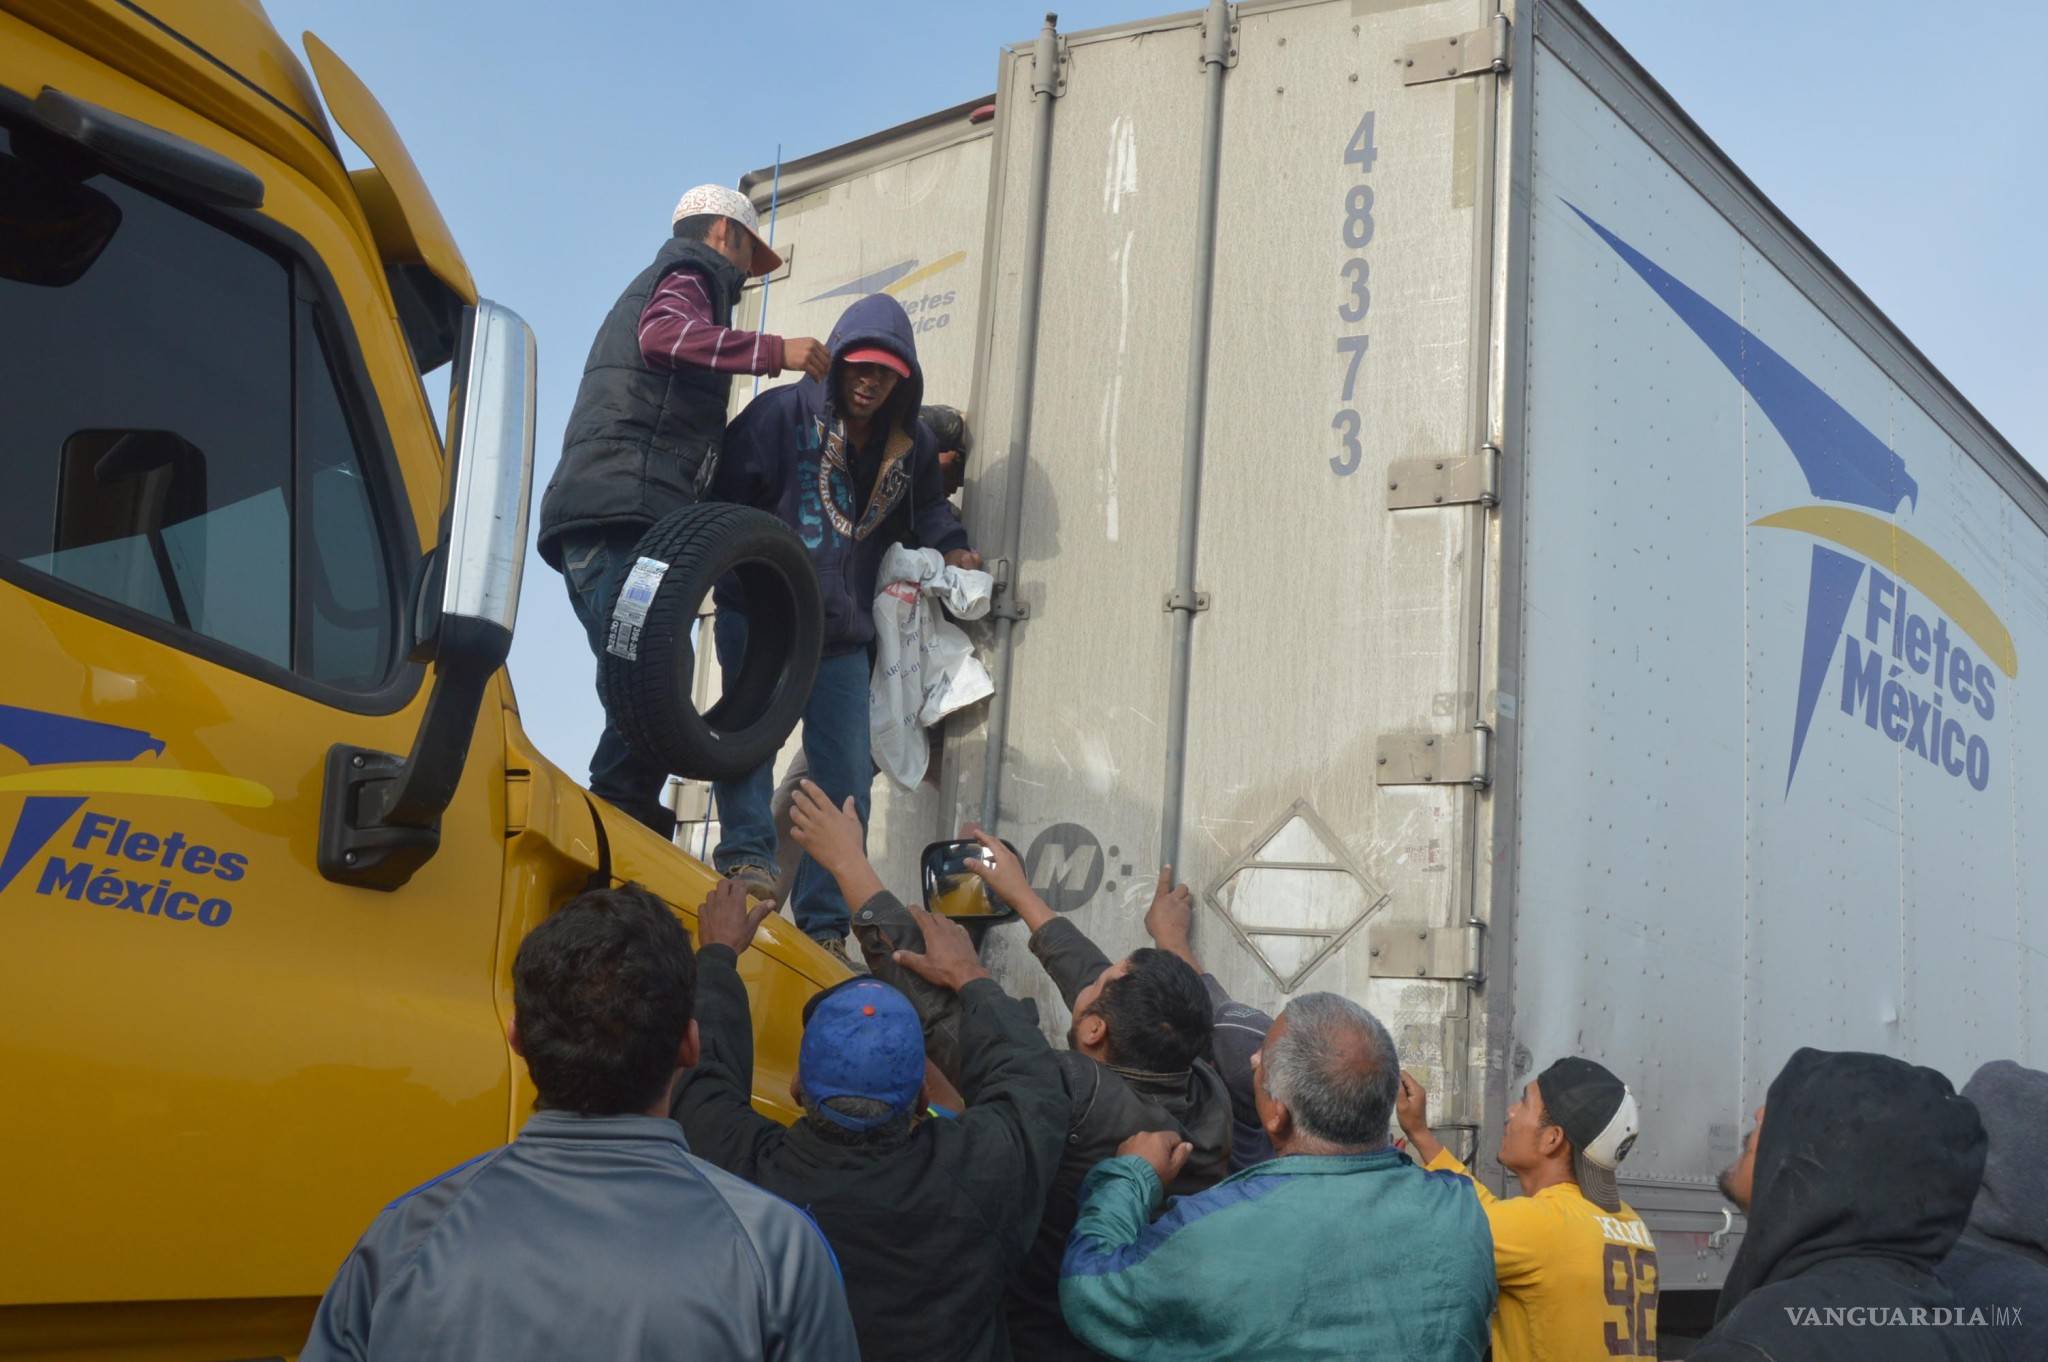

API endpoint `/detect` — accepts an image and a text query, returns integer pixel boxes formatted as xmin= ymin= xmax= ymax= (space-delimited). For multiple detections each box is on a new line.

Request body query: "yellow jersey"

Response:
xmin=1426 ymin=1149 xmax=1658 ymax=1360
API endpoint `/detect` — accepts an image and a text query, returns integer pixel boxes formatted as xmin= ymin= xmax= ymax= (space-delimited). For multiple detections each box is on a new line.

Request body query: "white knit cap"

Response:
xmin=670 ymin=183 xmax=781 ymax=276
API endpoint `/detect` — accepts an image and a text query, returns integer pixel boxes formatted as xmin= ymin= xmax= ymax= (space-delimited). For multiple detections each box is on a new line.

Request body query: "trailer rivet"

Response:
xmin=1377 ymin=756 xmax=1387 ymax=766
xmin=344 ymin=852 xmax=357 ymax=865
xmin=351 ymin=754 xmax=364 ymax=768
xmin=1370 ymin=946 xmax=1381 ymax=958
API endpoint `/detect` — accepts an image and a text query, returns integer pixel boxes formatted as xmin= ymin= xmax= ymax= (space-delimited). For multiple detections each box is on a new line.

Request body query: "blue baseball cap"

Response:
xmin=798 ymin=979 xmax=926 ymax=1131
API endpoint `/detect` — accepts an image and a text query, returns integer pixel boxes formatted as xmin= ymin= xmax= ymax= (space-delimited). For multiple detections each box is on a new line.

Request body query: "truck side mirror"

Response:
xmin=319 ymin=300 xmax=536 ymax=890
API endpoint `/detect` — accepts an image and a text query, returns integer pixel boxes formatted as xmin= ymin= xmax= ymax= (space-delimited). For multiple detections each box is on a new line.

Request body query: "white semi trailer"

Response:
xmin=712 ymin=0 xmax=2045 ymax=1311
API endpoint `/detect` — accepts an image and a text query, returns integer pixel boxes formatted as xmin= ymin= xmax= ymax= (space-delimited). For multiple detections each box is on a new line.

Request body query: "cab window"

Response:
xmin=0 ymin=118 xmax=402 ymax=692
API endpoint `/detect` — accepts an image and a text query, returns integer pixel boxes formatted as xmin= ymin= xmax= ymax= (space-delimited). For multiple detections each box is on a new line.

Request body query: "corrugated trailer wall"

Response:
xmin=718 ymin=0 xmax=2044 ymax=1301
xmin=948 ymin=0 xmax=1503 ymax=1145
xmin=1507 ymin=0 xmax=2048 ymax=1288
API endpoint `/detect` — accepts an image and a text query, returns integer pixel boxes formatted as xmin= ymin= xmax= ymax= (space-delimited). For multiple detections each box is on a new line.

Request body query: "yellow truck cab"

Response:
xmin=0 ymin=3 xmax=842 ymax=1354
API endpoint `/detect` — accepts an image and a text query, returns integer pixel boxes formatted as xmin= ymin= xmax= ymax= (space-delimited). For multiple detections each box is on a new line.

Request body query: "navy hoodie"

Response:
xmin=710 ymin=294 xmax=968 ymax=653
xmin=1694 ymin=1048 xmax=1992 ymax=1362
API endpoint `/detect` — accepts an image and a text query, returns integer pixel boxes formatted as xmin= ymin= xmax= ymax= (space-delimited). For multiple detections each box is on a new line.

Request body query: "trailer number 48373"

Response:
xmin=1331 ymin=111 xmax=1376 ymax=477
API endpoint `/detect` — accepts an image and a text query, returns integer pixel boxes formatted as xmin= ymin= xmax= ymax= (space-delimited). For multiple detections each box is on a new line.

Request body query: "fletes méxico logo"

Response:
xmin=804 ymin=251 xmax=967 ymax=335
xmin=0 ymin=704 xmax=271 ymax=926
xmin=1572 ymin=206 xmax=2018 ymax=795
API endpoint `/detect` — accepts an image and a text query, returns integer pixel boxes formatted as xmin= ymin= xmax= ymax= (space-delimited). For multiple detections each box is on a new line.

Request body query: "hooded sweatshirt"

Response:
xmin=1937 ymin=1061 xmax=2048 ymax=1362
xmin=710 ymin=293 xmax=968 ymax=653
xmin=1693 ymin=1048 xmax=1992 ymax=1362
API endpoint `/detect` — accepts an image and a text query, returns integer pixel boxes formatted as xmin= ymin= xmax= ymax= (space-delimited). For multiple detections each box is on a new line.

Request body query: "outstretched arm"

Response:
xmin=787 ymin=779 xmax=885 ymax=910
xmin=964 ymin=825 xmax=1113 ymax=1010
xmin=671 ymin=881 xmax=786 ymax=1178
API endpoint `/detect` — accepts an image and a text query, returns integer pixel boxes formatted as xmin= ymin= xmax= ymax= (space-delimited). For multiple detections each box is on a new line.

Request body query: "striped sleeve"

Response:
xmin=636 ymin=268 xmax=784 ymax=375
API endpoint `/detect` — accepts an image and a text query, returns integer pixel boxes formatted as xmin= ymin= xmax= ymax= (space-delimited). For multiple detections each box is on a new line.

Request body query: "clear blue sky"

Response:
xmin=263 ymin=0 xmax=2044 ymax=780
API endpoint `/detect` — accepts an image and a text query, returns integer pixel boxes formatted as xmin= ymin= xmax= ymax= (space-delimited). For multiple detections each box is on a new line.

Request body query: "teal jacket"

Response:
xmin=1059 ymin=1149 xmax=1495 ymax=1362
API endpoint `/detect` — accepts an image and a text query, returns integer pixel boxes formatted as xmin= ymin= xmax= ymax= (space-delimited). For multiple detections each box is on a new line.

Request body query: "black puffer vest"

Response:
xmin=538 ymin=237 xmax=747 ymax=568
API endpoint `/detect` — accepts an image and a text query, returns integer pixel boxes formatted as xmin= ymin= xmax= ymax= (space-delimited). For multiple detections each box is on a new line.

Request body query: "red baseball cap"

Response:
xmin=841 ymin=346 xmax=911 ymax=379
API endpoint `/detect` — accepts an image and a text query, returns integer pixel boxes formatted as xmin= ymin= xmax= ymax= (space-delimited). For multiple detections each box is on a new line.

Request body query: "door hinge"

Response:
xmin=1367 ymin=916 xmax=1487 ymax=988
xmin=1386 ymin=444 xmax=1499 ymax=509
xmin=1375 ymin=725 xmax=1492 ymax=789
xmin=1402 ymin=13 xmax=1510 ymax=86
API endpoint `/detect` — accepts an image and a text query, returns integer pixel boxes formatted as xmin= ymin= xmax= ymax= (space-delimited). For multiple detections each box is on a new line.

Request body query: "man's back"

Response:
xmin=301 ymin=1113 xmax=856 ymax=1362
xmin=753 ymin=1115 xmax=1045 ymax=1361
xmin=1938 ymin=1237 xmax=2048 ymax=1362
xmin=1060 ymin=1149 xmax=1495 ymax=1361
xmin=1697 ymin=1256 xmax=2000 ymax=1362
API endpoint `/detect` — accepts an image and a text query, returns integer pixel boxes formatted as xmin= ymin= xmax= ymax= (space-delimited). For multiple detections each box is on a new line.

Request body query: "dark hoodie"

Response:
xmin=1938 ymin=1061 xmax=2048 ymax=1362
xmin=1695 ymin=1048 xmax=1992 ymax=1362
xmin=710 ymin=293 xmax=968 ymax=653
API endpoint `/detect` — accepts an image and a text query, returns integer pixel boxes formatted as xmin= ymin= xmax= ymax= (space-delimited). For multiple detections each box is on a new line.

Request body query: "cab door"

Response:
xmin=0 ymin=64 xmax=509 ymax=1318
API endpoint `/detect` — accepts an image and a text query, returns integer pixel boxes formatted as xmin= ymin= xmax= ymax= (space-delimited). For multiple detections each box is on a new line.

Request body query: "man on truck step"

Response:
xmin=1398 ymin=1058 xmax=1658 ymax=1362
xmin=537 ymin=184 xmax=828 ymax=839
xmin=708 ymin=294 xmax=978 ymax=955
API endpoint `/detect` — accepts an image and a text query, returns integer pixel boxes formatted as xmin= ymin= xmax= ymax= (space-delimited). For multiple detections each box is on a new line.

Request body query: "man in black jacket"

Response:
xmin=1938 ymin=1061 xmax=2048 ymax=1362
xmin=1695 ymin=1047 xmax=1993 ymax=1362
xmin=672 ymin=872 xmax=1066 ymax=1362
xmin=790 ymin=786 xmax=1232 ymax=1362
xmin=536 ymin=183 xmax=827 ymax=837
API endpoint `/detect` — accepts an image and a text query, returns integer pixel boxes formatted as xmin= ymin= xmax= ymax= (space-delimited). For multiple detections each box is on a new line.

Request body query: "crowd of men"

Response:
xmin=299 ymin=190 xmax=2048 ymax=1359
xmin=300 ymin=806 xmax=2048 ymax=1362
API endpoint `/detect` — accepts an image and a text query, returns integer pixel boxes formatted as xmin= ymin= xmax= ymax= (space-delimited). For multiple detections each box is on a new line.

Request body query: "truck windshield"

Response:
xmin=0 ymin=118 xmax=400 ymax=691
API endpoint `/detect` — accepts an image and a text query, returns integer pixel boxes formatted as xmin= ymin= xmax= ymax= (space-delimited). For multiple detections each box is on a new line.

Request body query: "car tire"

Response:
xmin=597 ymin=504 xmax=822 ymax=783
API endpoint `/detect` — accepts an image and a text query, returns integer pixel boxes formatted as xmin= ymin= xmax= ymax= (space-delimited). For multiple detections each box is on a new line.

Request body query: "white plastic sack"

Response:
xmin=870 ymin=545 xmax=995 ymax=789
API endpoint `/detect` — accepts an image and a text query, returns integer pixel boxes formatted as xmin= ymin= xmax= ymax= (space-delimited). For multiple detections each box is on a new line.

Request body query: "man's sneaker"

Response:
xmin=810 ymin=932 xmax=866 ymax=973
xmin=723 ymin=864 xmax=779 ymax=903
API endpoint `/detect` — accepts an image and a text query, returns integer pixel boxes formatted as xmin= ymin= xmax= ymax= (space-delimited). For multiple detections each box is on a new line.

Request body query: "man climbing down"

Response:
xmin=708 ymin=295 xmax=978 ymax=953
xmin=536 ymin=184 xmax=828 ymax=837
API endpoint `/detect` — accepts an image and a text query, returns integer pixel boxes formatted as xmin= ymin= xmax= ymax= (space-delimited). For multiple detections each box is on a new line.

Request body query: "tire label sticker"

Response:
xmin=606 ymin=556 xmax=669 ymax=661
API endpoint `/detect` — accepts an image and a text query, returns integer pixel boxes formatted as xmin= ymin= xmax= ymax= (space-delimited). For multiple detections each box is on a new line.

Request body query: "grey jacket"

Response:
xmin=1939 ymin=1061 xmax=2048 ymax=1361
xmin=300 ymin=1111 xmax=858 ymax=1362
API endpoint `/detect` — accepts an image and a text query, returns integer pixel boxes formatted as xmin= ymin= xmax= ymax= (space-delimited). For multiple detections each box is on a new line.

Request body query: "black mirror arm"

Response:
xmin=317 ymin=617 xmax=510 ymax=890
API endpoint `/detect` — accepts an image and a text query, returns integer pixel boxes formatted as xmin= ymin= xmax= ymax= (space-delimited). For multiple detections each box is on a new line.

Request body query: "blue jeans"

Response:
xmin=559 ymin=527 xmax=677 ymax=839
xmin=713 ymin=609 xmax=871 ymax=940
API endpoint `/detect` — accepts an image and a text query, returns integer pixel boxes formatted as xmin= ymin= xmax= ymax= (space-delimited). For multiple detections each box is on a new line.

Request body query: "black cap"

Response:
xmin=1536 ymin=1057 xmax=1639 ymax=1211
xmin=920 ymin=404 xmax=971 ymax=457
